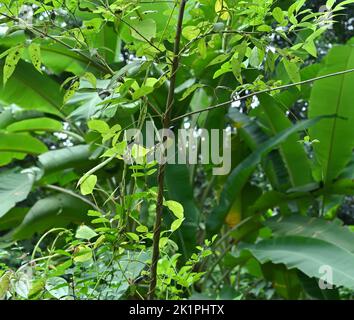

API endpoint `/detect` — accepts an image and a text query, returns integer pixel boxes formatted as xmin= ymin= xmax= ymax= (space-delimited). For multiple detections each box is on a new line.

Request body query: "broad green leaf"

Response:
xmin=309 ymin=45 xmax=354 ymax=183
xmin=242 ymin=235 xmax=354 ymax=290
xmin=38 ymin=145 xmax=91 ymax=173
xmin=126 ymin=232 xmax=139 ymax=242
xmin=206 ymin=115 xmax=331 ymax=235
xmin=0 ymin=132 xmax=48 ymax=154
xmin=80 ymin=174 xmax=97 ymax=195
xmin=165 ymin=165 xmax=199 ymax=259
xmin=136 ymin=225 xmax=148 ymax=233
xmin=0 ymin=60 xmax=64 ymax=116
xmin=0 ymin=207 xmax=28 ymax=231
xmin=11 ymin=194 xmax=91 ymax=240
xmin=266 ymin=216 xmax=354 ymax=253
xmin=258 ymin=94 xmax=313 ymax=187
xmin=13 ymin=273 xmax=31 ymax=298
xmin=261 ymin=263 xmax=302 ymax=299
xmin=0 ymin=169 xmax=34 ymax=218
xmin=249 ymin=46 xmax=264 ymax=68
xmin=6 ymin=117 xmax=62 ymax=132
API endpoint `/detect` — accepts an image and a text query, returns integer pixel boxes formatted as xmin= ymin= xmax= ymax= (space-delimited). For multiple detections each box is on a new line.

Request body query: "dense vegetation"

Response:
xmin=0 ymin=0 xmax=354 ymax=300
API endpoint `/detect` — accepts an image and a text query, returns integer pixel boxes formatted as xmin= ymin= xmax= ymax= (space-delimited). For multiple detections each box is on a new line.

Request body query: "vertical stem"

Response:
xmin=148 ymin=0 xmax=187 ymax=300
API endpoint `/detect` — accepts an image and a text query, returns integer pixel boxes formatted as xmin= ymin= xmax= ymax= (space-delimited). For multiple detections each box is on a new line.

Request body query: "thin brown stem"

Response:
xmin=171 ymin=67 xmax=354 ymax=122
xmin=147 ymin=0 xmax=187 ymax=300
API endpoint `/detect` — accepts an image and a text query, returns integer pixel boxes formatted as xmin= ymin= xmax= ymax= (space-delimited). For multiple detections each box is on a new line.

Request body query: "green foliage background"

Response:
xmin=0 ymin=0 xmax=353 ymax=300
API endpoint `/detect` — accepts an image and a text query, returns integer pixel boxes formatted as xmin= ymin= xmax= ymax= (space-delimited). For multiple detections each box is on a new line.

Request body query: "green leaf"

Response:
xmin=272 ymin=7 xmax=285 ymax=24
xmin=3 ymin=45 xmax=24 ymax=85
xmin=258 ymin=94 xmax=313 ymax=187
xmin=249 ymin=46 xmax=264 ymax=68
xmin=261 ymin=263 xmax=302 ymax=299
xmin=45 ymin=277 xmax=69 ymax=299
xmin=242 ymin=235 xmax=354 ymax=290
xmin=73 ymin=245 xmax=92 ymax=262
xmin=165 ymin=165 xmax=200 ymax=259
xmin=171 ymin=218 xmax=184 ymax=232
xmin=38 ymin=145 xmax=91 ymax=173
xmin=136 ymin=225 xmax=148 ymax=233
xmin=182 ymin=26 xmax=200 ymax=41
xmin=87 ymin=119 xmax=110 ymax=134
xmin=0 ymin=60 xmax=64 ymax=116
xmin=0 ymin=169 xmax=34 ymax=218
xmin=6 ymin=117 xmax=62 ymax=132
xmin=131 ymin=19 xmax=156 ymax=41
xmin=266 ymin=216 xmax=354 ymax=254
xmin=303 ymin=40 xmax=317 ymax=57
xmin=283 ymin=58 xmax=301 ymax=86
xmin=75 ymin=225 xmax=98 ymax=240
xmin=0 ymin=132 xmax=48 ymax=154
xmin=0 ymin=271 xmax=12 ymax=299
xmin=28 ymin=43 xmax=42 ymax=73
xmin=0 ymin=207 xmax=28 ymax=231
xmin=126 ymin=232 xmax=139 ymax=242
xmin=11 ymin=194 xmax=91 ymax=240
xmin=206 ymin=115 xmax=332 ymax=236
xmin=80 ymin=174 xmax=97 ymax=195
xmin=309 ymin=45 xmax=354 ymax=183
xmin=63 ymin=80 xmax=80 ymax=104
xmin=164 ymin=200 xmax=184 ymax=219
xmin=179 ymin=84 xmax=205 ymax=101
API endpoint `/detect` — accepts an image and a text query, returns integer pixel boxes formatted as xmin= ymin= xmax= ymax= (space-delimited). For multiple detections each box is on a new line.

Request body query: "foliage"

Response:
xmin=0 ymin=0 xmax=354 ymax=300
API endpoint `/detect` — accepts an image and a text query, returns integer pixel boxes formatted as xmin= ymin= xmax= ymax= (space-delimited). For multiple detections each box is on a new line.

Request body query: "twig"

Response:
xmin=171 ymin=68 xmax=354 ymax=122
xmin=148 ymin=0 xmax=187 ymax=300
xmin=0 ymin=12 xmax=114 ymax=75
xmin=44 ymin=184 xmax=103 ymax=213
